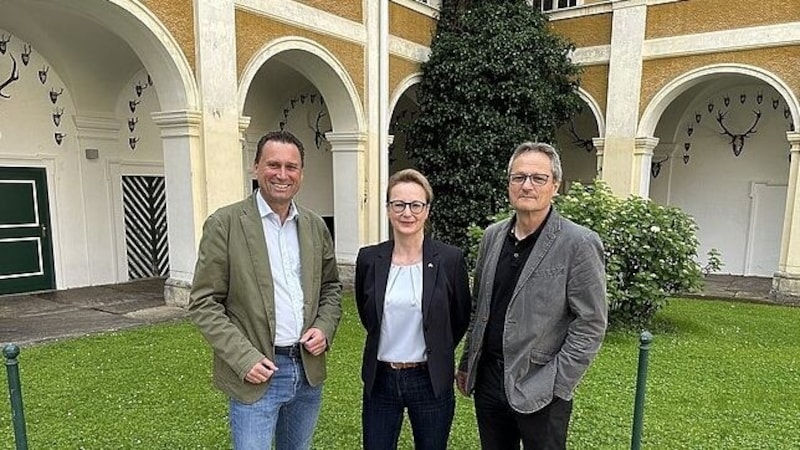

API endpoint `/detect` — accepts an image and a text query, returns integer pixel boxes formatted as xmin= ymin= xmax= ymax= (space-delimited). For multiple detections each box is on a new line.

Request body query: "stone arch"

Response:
xmin=577 ymin=87 xmax=605 ymax=137
xmin=389 ymin=72 xmax=423 ymax=117
xmin=94 ymin=0 xmax=199 ymax=111
xmin=238 ymin=36 xmax=364 ymax=133
xmin=639 ymin=64 xmax=799 ymax=138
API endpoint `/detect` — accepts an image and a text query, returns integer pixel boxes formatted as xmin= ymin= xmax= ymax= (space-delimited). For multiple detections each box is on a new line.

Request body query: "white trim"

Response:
xmin=644 ymin=22 xmax=800 ymax=60
xmin=392 ymin=0 xmax=440 ymax=18
xmin=235 ymin=0 xmax=366 ymax=44
xmin=73 ymin=114 xmax=122 ymax=141
xmin=389 ymin=36 xmax=431 ymax=63
xmin=0 ymin=237 xmax=44 ymax=280
xmin=389 ymin=73 xmax=423 ymax=114
xmin=0 ymin=155 xmax=62 ymax=288
xmin=570 ymin=45 xmax=610 ymax=65
xmin=99 ymin=0 xmax=199 ymax=110
xmin=237 ymin=36 xmax=365 ymax=132
xmin=0 ymin=180 xmax=39 ymax=228
xmin=576 ymin=87 xmax=606 ymax=137
xmin=107 ymin=160 xmax=165 ymax=282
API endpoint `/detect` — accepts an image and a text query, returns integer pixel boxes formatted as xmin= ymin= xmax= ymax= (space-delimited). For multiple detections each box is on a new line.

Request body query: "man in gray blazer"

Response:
xmin=456 ymin=142 xmax=607 ymax=449
xmin=189 ymin=130 xmax=342 ymax=450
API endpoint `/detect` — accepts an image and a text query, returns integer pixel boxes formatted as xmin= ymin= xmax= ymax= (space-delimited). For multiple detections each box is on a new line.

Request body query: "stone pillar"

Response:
xmin=366 ymin=0 xmax=390 ymax=241
xmin=633 ymin=136 xmax=659 ymax=198
xmin=195 ymin=0 xmax=245 ymax=210
xmin=600 ymin=0 xmax=647 ymax=196
xmin=592 ymin=137 xmax=605 ymax=179
xmin=152 ymin=110 xmax=203 ymax=307
xmin=771 ymin=131 xmax=800 ymax=304
xmin=326 ymin=131 xmax=368 ymax=266
xmin=239 ymin=116 xmax=253 ymax=191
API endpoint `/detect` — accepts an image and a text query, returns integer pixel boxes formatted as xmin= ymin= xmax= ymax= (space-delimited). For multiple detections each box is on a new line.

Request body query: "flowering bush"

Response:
xmin=467 ymin=180 xmax=719 ymax=329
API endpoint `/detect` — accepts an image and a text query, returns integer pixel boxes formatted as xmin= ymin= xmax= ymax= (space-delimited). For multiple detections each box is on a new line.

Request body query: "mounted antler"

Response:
xmin=0 ymin=54 xmax=20 ymax=98
xmin=650 ymin=155 xmax=670 ymax=178
xmin=21 ymin=44 xmax=32 ymax=66
xmin=715 ymin=109 xmax=761 ymax=157
xmin=0 ymin=34 xmax=10 ymax=55
xmin=568 ymin=120 xmax=595 ymax=153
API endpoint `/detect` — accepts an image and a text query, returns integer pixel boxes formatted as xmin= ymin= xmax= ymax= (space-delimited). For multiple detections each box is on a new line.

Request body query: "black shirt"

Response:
xmin=482 ymin=208 xmax=552 ymax=362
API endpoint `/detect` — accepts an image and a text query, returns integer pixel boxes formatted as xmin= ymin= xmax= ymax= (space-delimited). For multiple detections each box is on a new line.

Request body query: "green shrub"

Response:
xmin=467 ymin=180 xmax=717 ymax=329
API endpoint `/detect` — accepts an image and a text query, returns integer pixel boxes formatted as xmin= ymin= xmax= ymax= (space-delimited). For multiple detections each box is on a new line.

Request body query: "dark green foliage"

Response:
xmin=467 ymin=180 xmax=718 ymax=329
xmin=405 ymin=0 xmax=582 ymax=251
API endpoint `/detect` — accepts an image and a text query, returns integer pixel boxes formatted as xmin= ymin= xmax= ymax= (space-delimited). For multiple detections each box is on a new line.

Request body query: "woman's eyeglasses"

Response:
xmin=387 ymin=200 xmax=428 ymax=214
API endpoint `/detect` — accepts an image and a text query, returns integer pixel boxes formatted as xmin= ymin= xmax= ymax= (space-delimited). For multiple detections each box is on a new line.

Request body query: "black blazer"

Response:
xmin=355 ymin=237 xmax=472 ymax=398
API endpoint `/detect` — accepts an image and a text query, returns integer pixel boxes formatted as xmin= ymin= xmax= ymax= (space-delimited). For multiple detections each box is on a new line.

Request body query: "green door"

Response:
xmin=0 ymin=167 xmax=55 ymax=295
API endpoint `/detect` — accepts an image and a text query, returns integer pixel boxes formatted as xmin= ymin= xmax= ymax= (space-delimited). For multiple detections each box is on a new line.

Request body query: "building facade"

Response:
xmin=0 ymin=0 xmax=798 ymax=304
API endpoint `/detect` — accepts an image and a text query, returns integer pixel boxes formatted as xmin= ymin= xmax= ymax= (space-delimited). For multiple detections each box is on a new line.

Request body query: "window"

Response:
xmin=539 ymin=0 xmax=579 ymax=12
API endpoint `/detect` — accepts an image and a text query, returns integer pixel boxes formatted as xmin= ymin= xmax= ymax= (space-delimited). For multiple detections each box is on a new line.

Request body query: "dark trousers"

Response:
xmin=362 ymin=363 xmax=455 ymax=450
xmin=474 ymin=357 xmax=573 ymax=450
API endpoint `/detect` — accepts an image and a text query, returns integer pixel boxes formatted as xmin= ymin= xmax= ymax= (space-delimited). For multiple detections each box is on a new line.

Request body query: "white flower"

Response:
xmin=650 ymin=225 xmax=661 ymax=233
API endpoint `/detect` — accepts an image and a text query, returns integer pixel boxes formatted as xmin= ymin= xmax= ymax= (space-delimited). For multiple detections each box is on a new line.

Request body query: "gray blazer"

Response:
xmin=459 ymin=208 xmax=607 ymax=413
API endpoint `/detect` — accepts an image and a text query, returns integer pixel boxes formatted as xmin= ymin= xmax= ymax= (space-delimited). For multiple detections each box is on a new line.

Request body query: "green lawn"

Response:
xmin=1 ymin=296 xmax=798 ymax=449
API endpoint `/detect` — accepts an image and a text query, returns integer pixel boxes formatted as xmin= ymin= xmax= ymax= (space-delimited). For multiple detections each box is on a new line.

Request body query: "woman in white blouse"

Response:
xmin=355 ymin=169 xmax=472 ymax=450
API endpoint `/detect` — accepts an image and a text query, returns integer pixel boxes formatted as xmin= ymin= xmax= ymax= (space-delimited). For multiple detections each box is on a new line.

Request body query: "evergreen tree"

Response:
xmin=405 ymin=0 xmax=582 ymax=252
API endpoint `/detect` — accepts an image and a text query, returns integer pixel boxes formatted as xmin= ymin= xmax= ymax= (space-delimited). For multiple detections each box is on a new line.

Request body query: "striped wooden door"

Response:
xmin=122 ymin=175 xmax=169 ymax=280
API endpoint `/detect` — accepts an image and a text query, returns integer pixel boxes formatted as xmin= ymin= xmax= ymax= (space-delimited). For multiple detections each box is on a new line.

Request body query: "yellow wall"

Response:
xmin=235 ymin=9 xmax=365 ymax=104
xmin=294 ymin=0 xmax=363 ymax=23
xmin=549 ymin=12 xmax=612 ymax=48
xmin=647 ymin=0 xmax=800 ymax=39
xmin=389 ymin=3 xmax=436 ymax=47
xmin=641 ymin=46 xmax=800 ymax=117
xmin=389 ymin=55 xmax=421 ymax=99
xmin=141 ymin=0 xmax=195 ymax=73
xmin=579 ymin=64 xmax=609 ymax=118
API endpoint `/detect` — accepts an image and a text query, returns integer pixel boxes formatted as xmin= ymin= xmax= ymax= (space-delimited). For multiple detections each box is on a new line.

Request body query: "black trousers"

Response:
xmin=474 ymin=357 xmax=573 ymax=450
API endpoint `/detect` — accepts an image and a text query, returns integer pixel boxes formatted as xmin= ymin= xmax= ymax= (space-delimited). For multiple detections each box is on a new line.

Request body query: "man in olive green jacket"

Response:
xmin=189 ymin=131 xmax=342 ymax=449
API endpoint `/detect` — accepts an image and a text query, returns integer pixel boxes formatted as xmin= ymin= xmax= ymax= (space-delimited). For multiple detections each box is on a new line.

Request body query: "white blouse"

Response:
xmin=377 ymin=262 xmax=427 ymax=363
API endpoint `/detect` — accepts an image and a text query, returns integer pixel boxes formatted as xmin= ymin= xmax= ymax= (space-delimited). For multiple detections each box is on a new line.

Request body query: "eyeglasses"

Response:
xmin=508 ymin=173 xmax=551 ymax=186
xmin=387 ymin=200 xmax=428 ymax=214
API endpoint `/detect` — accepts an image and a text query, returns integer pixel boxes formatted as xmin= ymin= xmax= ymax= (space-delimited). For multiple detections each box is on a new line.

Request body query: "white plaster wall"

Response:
xmin=650 ymin=83 xmax=791 ymax=276
xmin=0 ymin=30 xmax=166 ymax=288
xmin=0 ymin=32 xmax=87 ymax=288
xmin=108 ymin=68 xmax=164 ymax=281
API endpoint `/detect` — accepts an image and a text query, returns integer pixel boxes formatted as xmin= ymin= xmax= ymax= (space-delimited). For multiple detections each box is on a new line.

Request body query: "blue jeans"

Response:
xmin=362 ymin=363 xmax=455 ymax=450
xmin=229 ymin=354 xmax=322 ymax=450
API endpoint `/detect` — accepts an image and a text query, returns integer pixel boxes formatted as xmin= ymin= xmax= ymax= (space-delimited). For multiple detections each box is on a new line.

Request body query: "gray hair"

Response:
xmin=507 ymin=142 xmax=563 ymax=183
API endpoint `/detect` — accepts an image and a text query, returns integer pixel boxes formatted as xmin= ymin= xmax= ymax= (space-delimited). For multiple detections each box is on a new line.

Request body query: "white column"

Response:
xmin=73 ymin=115 xmax=121 ymax=285
xmin=152 ymin=110 xmax=203 ymax=307
xmin=633 ymin=136 xmax=659 ymax=198
xmin=366 ymin=0 xmax=390 ymax=242
xmin=195 ymin=0 xmax=246 ymax=209
xmin=771 ymin=131 xmax=800 ymax=304
xmin=601 ymin=0 xmax=647 ymax=196
xmin=238 ymin=116 xmax=253 ymax=192
xmin=327 ymin=131 xmax=368 ymax=265
xmin=592 ymin=137 xmax=605 ymax=179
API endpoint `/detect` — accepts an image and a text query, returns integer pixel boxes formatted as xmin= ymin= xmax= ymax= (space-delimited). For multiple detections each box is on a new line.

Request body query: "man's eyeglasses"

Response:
xmin=508 ymin=173 xmax=551 ymax=186
xmin=387 ymin=200 xmax=428 ymax=214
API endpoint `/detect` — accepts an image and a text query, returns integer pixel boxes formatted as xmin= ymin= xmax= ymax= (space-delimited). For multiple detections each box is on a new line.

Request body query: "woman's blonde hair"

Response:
xmin=386 ymin=168 xmax=434 ymax=204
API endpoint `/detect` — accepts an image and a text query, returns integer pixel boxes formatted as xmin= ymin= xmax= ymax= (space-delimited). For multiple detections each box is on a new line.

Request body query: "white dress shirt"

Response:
xmin=378 ymin=262 xmax=427 ymax=363
xmin=256 ymin=193 xmax=304 ymax=346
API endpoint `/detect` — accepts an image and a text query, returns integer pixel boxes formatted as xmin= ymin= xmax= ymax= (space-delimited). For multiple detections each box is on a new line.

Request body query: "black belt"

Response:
xmin=275 ymin=344 xmax=302 ymax=358
xmin=382 ymin=361 xmax=427 ymax=370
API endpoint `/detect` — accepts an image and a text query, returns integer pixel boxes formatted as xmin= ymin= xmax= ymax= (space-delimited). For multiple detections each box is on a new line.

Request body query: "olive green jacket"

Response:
xmin=188 ymin=193 xmax=342 ymax=404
